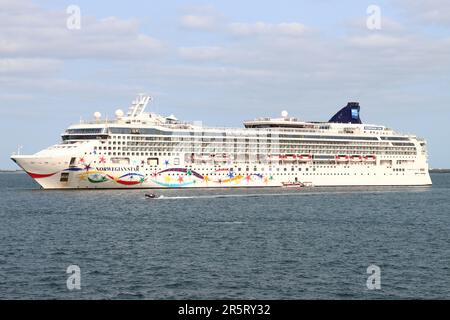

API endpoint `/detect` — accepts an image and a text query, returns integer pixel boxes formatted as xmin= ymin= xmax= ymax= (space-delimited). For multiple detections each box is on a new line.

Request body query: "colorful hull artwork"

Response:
xmin=24 ymin=167 xmax=273 ymax=188
xmin=87 ymin=174 xmax=109 ymax=184
xmin=106 ymin=173 xmax=146 ymax=186
xmin=150 ymin=179 xmax=196 ymax=188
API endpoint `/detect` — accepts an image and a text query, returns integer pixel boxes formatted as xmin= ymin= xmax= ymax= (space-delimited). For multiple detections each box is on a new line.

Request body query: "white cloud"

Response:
xmin=178 ymin=4 xmax=224 ymax=31
xmin=126 ymin=63 xmax=275 ymax=87
xmin=0 ymin=58 xmax=62 ymax=75
xmin=0 ymin=0 xmax=165 ymax=59
xmin=178 ymin=46 xmax=225 ymax=61
xmin=394 ymin=0 xmax=450 ymax=27
xmin=229 ymin=22 xmax=308 ymax=37
xmin=345 ymin=16 xmax=405 ymax=34
xmin=347 ymin=34 xmax=409 ymax=48
xmin=180 ymin=15 xmax=218 ymax=30
xmin=0 ymin=0 xmax=36 ymax=12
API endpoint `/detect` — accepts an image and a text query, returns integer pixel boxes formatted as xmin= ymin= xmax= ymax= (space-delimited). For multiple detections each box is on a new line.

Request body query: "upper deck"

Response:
xmin=62 ymin=95 xmax=418 ymax=141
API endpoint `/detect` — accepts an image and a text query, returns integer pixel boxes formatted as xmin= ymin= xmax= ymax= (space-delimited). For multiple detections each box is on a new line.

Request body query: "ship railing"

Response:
xmin=182 ymin=126 xmax=336 ymax=135
xmin=76 ymin=119 xmax=401 ymax=136
xmin=74 ymin=120 xmax=337 ymax=134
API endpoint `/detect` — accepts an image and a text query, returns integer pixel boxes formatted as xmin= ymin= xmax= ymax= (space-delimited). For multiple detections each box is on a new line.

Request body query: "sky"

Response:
xmin=1 ymin=0 xmax=449 ymax=169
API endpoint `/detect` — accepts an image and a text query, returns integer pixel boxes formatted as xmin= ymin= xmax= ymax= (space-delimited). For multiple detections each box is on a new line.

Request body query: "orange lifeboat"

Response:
xmin=298 ymin=154 xmax=313 ymax=161
xmin=364 ymin=155 xmax=377 ymax=162
xmin=350 ymin=155 xmax=363 ymax=162
xmin=335 ymin=155 xmax=349 ymax=162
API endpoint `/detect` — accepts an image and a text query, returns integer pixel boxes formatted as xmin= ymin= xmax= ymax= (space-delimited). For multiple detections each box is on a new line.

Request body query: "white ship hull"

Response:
xmin=12 ymin=155 xmax=432 ymax=189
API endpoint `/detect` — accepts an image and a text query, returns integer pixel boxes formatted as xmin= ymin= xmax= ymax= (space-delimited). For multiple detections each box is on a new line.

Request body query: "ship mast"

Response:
xmin=127 ymin=94 xmax=153 ymax=117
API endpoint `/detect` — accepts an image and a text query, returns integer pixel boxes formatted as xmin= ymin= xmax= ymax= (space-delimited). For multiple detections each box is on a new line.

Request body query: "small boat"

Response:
xmin=145 ymin=193 xmax=159 ymax=199
xmin=282 ymin=182 xmax=306 ymax=188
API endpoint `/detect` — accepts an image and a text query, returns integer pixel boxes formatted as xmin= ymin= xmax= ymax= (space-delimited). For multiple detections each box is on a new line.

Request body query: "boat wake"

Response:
xmin=155 ymin=194 xmax=260 ymax=200
xmin=152 ymin=188 xmax=424 ymax=200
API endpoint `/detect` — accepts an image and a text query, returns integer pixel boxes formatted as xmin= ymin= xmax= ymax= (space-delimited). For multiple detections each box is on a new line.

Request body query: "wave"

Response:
xmin=153 ymin=189 xmax=423 ymax=200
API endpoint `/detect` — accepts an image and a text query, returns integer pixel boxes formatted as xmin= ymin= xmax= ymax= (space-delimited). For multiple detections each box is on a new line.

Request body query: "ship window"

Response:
xmin=60 ymin=172 xmax=69 ymax=182
xmin=66 ymin=128 xmax=103 ymax=134
xmin=62 ymin=134 xmax=108 ymax=141
xmin=147 ymin=158 xmax=159 ymax=166
xmin=380 ymin=136 xmax=410 ymax=141
xmin=111 ymin=157 xmax=130 ymax=164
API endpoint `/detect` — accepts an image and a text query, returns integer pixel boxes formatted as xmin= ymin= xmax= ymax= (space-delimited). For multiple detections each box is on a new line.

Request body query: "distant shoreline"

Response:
xmin=430 ymin=169 xmax=450 ymax=173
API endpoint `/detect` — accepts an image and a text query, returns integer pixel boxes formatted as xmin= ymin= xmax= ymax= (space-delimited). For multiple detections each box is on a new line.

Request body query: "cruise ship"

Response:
xmin=11 ymin=94 xmax=432 ymax=189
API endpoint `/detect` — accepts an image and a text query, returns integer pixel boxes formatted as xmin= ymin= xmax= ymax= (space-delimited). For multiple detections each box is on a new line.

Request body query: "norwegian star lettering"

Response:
xmin=95 ymin=166 xmax=139 ymax=172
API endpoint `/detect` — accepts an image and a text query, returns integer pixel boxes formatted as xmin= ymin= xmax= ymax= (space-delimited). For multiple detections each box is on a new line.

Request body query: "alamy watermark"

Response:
xmin=366 ymin=5 xmax=382 ymax=30
xmin=66 ymin=265 xmax=81 ymax=290
xmin=66 ymin=5 xmax=81 ymax=30
xmin=366 ymin=264 xmax=381 ymax=290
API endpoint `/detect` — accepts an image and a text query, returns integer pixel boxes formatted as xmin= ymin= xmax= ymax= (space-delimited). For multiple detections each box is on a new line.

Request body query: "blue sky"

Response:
xmin=1 ymin=0 xmax=450 ymax=169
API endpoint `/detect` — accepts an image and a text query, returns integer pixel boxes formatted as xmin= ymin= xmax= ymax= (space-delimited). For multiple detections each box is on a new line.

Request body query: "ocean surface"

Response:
xmin=1 ymin=172 xmax=449 ymax=299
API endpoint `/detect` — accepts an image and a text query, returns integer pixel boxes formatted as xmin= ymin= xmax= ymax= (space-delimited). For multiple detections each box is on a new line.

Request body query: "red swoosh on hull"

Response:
xmin=26 ymin=171 xmax=58 ymax=179
xmin=115 ymin=180 xmax=142 ymax=186
xmin=106 ymin=175 xmax=142 ymax=186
